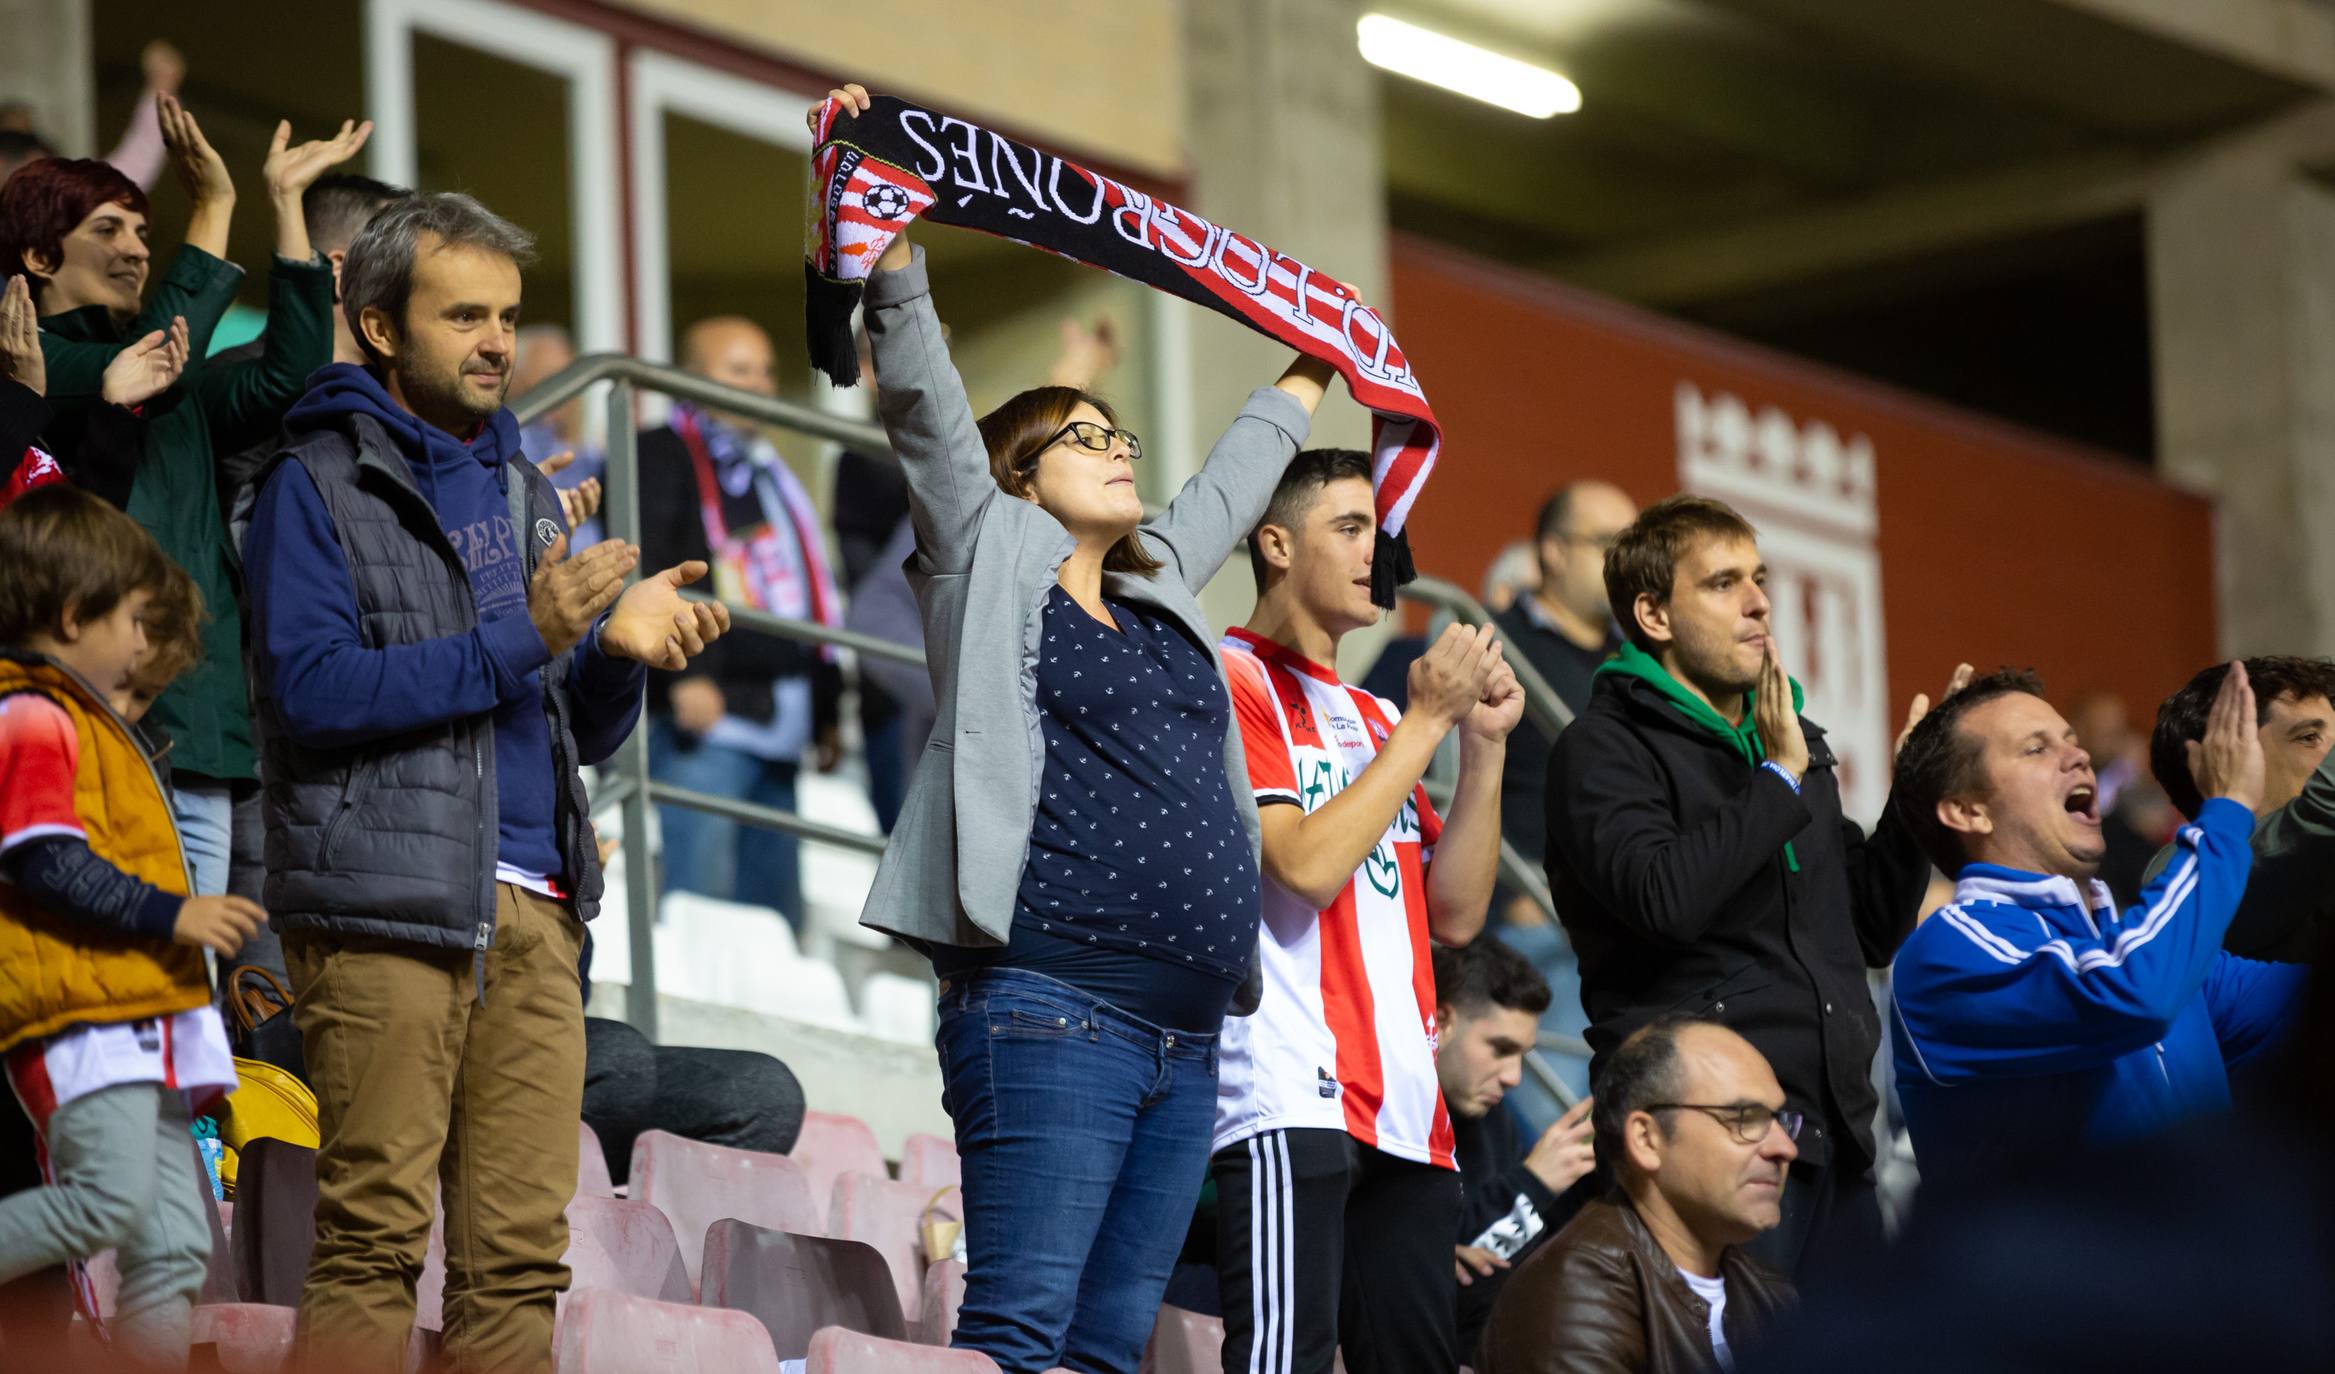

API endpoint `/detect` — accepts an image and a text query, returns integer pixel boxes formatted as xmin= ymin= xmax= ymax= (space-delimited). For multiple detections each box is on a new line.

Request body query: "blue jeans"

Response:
xmin=647 ymin=716 xmax=801 ymax=925
xmin=170 ymin=781 xmax=233 ymax=898
xmin=936 ymin=968 xmax=1220 ymax=1374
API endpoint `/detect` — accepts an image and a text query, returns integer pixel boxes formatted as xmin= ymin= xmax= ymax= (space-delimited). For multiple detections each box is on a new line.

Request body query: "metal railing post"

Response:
xmin=601 ymin=380 xmax=661 ymax=1041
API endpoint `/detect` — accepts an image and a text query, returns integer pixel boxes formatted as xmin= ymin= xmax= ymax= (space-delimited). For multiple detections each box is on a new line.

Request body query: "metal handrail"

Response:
xmin=512 ymin=354 xmax=914 ymax=1037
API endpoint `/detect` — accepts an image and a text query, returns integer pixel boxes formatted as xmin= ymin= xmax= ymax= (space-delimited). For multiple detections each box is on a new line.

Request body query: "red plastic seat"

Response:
xmin=562 ymin=1194 xmax=692 ymax=1306
xmin=630 ymin=1129 xmax=818 ymax=1292
xmin=554 ymin=1288 xmax=780 ymax=1373
xmin=805 ymin=1325 xmax=1000 ymax=1371
xmin=698 ymin=1217 xmax=906 ymax=1362
xmin=1142 ymin=1305 xmax=1225 ymax=1374
xmin=827 ymin=1173 xmax=959 ymax=1323
xmin=577 ymin=1120 xmax=616 ymax=1199
xmin=897 ymin=1132 xmax=961 ymax=1190
xmin=190 ymin=1302 xmax=295 ymax=1373
xmin=913 ymin=1257 xmax=966 ymax=1347
xmin=789 ymin=1110 xmax=886 ymax=1223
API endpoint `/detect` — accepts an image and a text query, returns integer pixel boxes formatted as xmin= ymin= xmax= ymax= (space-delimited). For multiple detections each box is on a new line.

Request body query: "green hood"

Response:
xmin=1596 ymin=640 xmax=1807 ymax=868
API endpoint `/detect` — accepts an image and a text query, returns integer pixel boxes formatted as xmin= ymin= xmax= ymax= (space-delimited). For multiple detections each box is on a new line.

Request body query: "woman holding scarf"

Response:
xmin=819 ymin=81 xmax=1334 ymax=1374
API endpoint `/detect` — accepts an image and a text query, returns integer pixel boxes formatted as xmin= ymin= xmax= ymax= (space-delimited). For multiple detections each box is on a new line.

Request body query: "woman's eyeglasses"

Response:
xmin=1042 ymin=420 xmax=1143 ymax=461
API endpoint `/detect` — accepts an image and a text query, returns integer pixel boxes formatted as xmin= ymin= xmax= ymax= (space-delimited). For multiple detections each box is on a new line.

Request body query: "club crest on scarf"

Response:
xmin=804 ymin=95 xmax=1438 ymax=605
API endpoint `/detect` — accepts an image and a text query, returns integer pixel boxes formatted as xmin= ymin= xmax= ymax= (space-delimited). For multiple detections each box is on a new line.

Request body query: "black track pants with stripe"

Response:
xmin=1211 ymin=1127 xmax=1462 ymax=1374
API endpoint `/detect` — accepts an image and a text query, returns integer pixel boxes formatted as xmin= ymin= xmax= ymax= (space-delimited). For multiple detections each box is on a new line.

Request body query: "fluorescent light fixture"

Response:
xmin=1357 ymin=13 xmax=1582 ymax=119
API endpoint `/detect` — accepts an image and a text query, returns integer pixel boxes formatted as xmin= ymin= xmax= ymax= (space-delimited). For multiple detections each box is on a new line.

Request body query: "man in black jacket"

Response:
xmin=1543 ymin=494 xmax=1961 ymax=1281
xmin=636 ymin=316 xmax=841 ymax=919
xmin=1434 ymin=937 xmax=1597 ymax=1360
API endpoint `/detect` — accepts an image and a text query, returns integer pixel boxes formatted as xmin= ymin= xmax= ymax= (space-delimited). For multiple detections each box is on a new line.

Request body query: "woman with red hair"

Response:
xmin=0 ymin=94 xmax=366 ymax=899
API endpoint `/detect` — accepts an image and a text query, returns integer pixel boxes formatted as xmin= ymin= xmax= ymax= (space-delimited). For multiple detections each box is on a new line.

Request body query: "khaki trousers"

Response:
xmin=285 ymin=884 xmax=585 ymax=1374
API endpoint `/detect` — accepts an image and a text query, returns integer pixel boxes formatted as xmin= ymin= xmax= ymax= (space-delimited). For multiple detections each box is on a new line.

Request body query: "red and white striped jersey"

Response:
xmin=1212 ymin=628 xmax=1455 ymax=1169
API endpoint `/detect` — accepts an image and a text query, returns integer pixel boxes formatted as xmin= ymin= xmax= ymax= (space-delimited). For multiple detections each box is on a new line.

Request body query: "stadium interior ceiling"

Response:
xmin=1379 ymin=0 xmax=2326 ymax=460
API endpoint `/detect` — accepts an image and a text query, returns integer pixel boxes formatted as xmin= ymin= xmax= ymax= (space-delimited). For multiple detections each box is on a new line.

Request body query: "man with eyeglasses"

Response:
xmin=1478 ymin=1015 xmax=1798 ymax=1374
xmin=1210 ymin=448 xmax=1522 ymax=1374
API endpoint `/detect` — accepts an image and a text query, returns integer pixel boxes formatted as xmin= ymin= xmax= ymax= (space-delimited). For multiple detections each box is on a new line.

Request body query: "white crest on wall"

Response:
xmin=1675 ymin=381 xmax=1892 ymax=823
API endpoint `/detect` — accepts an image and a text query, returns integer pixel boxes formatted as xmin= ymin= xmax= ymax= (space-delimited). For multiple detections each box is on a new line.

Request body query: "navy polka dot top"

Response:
xmin=1011 ymin=584 xmax=1260 ymax=989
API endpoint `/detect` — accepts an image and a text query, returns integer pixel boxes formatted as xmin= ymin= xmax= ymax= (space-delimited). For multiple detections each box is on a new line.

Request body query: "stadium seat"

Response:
xmin=861 ymin=971 xmax=939 ymax=1044
xmin=698 ymin=1217 xmax=906 ymax=1362
xmin=554 ymin=1288 xmax=780 ymax=1374
xmin=897 ymin=1133 xmax=961 ymax=1190
xmin=630 ymin=1129 xmax=819 ymax=1291
xmin=790 ymin=1110 xmax=886 ymax=1222
xmin=562 ymin=1194 xmax=692 ymax=1306
xmin=804 ymin=1325 xmax=1000 ymax=1372
xmin=577 ymin=1120 xmax=615 ymax=1199
xmin=1142 ymin=1305 xmax=1224 ymax=1374
xmin=189 ymin=1302 xmax=294 ymax=1373
xmin=912 ymin=1258 xmax=965 ymax=1347
xmin=828 ymin=1173 xmax=959 ymax=1322
xmin=228 ymin=1137 xmax=317 ymax=1307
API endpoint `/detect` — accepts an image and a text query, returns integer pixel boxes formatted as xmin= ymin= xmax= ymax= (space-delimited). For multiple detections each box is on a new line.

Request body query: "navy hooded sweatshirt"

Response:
xmin=245 ymin=363 xmax=643 ymax=887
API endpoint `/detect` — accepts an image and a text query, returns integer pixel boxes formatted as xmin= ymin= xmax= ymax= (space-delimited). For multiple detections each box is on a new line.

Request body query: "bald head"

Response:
xmin=1535 ymin=479 xmax=1638 ymax=628
xmin=683 ymin=316 xmax=778 ymax=398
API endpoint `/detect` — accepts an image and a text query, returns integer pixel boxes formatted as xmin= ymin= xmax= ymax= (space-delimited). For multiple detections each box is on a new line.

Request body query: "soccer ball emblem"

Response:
xmin=863 ymin=184 xmax=913 ymax=221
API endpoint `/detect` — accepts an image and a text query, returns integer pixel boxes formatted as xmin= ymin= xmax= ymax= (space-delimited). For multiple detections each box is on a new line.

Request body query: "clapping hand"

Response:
xmin=1 ymin=275 xmax=43 ymax=396
xmin=1463 ymin=656 xmax=1526 ymax=743
xmin=528 ymin=535 xmax=637 ymax=658
xmin=1894 ymin=663 xmax=1975 ymax=761
xmin=600 ymin=561 xmax=732 ymax=671
xmin=2186 ymin=661 xmax=2267 ymax=813
xmin=1408 ymin=622 xmax=1501 ymax=731
xmin=101 ymin=315 xmax=190 ymax=408
xmin=536 ymin=449 xmax=603 ymax=531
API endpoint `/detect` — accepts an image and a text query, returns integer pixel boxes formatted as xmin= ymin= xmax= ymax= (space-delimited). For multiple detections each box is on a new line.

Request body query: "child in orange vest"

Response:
xmin=0 ymin=486 xmax=267 ymax=1369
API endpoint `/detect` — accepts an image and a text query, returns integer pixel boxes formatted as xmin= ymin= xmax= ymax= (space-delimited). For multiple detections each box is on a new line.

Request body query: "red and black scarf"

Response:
xmin=804 ymin=95 xmax=1437 ymax=605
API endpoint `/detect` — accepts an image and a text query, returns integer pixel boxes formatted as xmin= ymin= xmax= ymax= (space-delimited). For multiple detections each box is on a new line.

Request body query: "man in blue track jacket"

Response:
xmin=1885 ymin=664 xmax=2309 ymax=1188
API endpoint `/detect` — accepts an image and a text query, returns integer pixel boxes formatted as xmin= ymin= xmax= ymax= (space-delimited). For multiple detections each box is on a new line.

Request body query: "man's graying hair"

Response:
xmin=340 ymin=192 xmax=537 ymax=367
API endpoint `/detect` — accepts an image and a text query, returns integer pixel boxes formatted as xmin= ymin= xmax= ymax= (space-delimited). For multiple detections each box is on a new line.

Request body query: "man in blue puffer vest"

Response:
xmin=244 ymin=191 xmax=729 ymax=1374
xmin=1886 ymin=663 xmax=2309 ymax=1190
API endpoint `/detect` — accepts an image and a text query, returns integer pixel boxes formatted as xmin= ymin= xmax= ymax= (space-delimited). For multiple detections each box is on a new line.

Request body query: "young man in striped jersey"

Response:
xmin=1887 ymin=664 xmax=2310 ymax=1188
xmin=1212 ymin=448 xmax=1521 ymax=1374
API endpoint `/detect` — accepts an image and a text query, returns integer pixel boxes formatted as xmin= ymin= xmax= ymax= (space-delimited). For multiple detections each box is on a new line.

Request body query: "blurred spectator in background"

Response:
xmin=0 ymin=41 xmax=182 ymax=190
xmin=1435 ymin=937 xmax=1596 ymax=1362
xmin=1490 ymin=481 xmax=1636 ymax=1119
xmin=2 ymin=98 xmax=365 ymax=900
xmin=2065 ymin=687 xmax=2165 ymax=905
xmin=1480 ymin=538 xmax=1539 ymax=614
xmin=2148 ymin=655 xmax=2335 ymax=963
xmin=637 ymin=315 xmax=842 ymax=919
xmin=1478 ymin=1016 xmax=1798 ymax=1374
xmin=0 ymin=131 xmax=55 ymax=185
xmin=1887 ymin=666 xmax=2307 ymax=1191
xmin=511 ymin=322 xmax=603 ymax=545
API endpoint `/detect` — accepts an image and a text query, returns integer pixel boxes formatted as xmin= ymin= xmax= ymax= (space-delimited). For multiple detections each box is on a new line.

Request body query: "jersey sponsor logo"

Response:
xmin=1316 ymin=1066 xmax=1341 ymax=1099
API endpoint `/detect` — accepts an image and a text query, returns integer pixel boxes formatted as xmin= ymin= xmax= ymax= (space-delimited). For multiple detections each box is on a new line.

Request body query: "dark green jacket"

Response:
xmin=39 ymin=245 xmax=334 ymax=783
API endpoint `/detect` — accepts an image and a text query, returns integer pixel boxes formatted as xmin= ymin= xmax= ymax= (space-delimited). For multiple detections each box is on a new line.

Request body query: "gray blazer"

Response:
xmin=853 ymin=248 xmax=1310 ymax=1015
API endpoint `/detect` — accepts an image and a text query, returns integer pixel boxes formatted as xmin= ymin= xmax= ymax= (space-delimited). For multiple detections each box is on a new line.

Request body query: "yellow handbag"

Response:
xmin=219 ymin=1055 xmax=320 ymax=1157
xmin=919 ymin=1186 xmax=964 ymax=1265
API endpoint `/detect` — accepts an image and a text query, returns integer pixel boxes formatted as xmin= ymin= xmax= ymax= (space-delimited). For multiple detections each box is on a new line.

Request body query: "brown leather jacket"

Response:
xmin=1476 ymin=1193 xmax=1795 ymax=1374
